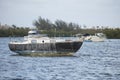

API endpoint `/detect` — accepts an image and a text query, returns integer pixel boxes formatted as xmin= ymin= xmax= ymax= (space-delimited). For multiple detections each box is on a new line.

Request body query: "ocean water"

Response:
xmin=0 ymin=37 xmax=120 ymax=80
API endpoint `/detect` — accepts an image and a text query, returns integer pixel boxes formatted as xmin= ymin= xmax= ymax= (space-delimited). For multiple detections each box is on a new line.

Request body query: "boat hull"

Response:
xmin=9 ymin=41 xmax=83 ymax=56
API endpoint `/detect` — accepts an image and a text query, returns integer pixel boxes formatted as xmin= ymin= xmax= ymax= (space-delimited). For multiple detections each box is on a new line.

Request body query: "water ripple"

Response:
xmin=0 ymin=38 xmax=120 ymax=80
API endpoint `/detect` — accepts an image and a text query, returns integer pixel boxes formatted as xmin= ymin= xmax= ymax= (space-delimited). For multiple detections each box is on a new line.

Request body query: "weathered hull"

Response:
xmin=9 ymin=41 xmax=83 ymax=56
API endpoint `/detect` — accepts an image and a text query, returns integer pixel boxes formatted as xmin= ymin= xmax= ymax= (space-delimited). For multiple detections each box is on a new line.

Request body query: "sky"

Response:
xmin=0 ymin=0 xmax=120 ymax=28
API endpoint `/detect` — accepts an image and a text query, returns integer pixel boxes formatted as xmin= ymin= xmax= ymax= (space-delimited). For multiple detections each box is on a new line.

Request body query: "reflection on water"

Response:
xmin=0 ymin=38 xmax=120 ymax=80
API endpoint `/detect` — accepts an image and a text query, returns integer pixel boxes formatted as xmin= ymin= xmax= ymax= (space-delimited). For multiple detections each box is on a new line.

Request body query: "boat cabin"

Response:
xmin=28 ymin=30 xmax=39 ymax=35
xmin=27 ymin=30 xmax=47 ymax=38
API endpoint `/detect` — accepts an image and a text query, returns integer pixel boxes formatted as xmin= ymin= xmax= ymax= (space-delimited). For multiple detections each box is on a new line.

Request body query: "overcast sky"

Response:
xmin=0 ymin=0 xmax=120 ymax=28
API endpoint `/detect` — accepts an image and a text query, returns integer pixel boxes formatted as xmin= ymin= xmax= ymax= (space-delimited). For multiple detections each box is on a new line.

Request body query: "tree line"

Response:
xmin=33 ymin=17 xmax=81 ymax=37
xmin=0 ymin=16 xmax=120 ymax=38
xmin=33 ymin=17 xmax=120 ymax=38
xmin=0 ymin=24 xmax=29 ymax=37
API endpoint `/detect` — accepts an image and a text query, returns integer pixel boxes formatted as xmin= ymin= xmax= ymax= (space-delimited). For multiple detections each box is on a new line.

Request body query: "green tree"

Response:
xmin=33 ymin=17 xmax=53 ymax=30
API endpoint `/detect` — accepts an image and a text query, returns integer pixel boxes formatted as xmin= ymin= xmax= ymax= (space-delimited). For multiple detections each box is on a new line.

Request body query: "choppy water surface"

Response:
xmin=0 ymin=38 xmax=120 ymax=80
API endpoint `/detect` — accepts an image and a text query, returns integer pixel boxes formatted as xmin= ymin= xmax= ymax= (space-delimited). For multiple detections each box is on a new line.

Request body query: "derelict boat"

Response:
xmin=9 ymin=30 xmax=83 ymax=56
